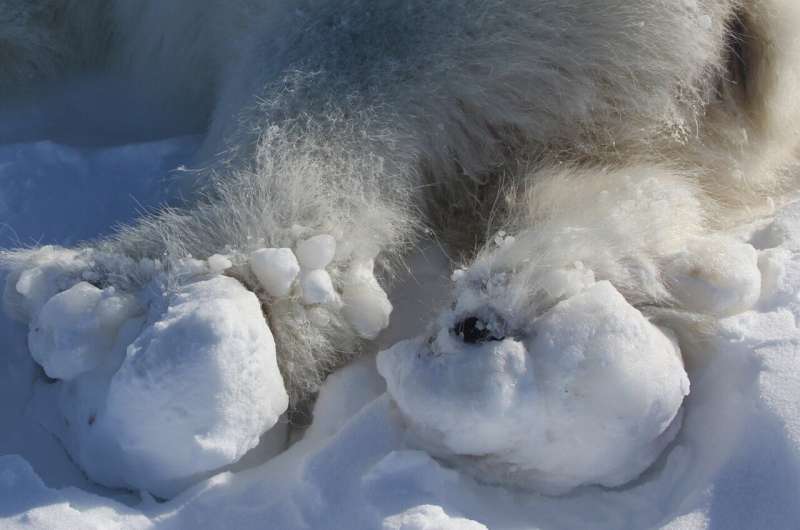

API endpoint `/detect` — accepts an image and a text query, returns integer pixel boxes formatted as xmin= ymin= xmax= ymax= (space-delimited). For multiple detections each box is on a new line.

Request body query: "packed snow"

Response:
xmin=28 ymin=281 xmax=140 ymax=380
xmin=341 ymin=258 xmax=394 ymax=340
xmin=22 ymin=274 xmax=288 ymax=499
xmin=378 ymin=280 xmax=690 ymax=494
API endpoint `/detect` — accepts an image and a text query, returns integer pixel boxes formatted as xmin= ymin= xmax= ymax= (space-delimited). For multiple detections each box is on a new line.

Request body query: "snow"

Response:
xmin=300 ymin=269 xmax=337 ymax=305
xmin=342 ymin=258 xmax=393 ymax=339
xmin=378 ymin=280 xmax=689 ymax=494
xmin=2 ymin=91 xmax=800 ymax=530
xmin=382 ymin=505 xmax=488 ymax=530
xmin=0 ymin=137 xmax=198 ymax=249
xmin=295 ymin=235 xmax=337 ymax=271
xmin=28 ymin=282 xmax=140 ymax=380
xmin=23 ymin=275 xmax=288 ymax=500
xmin=4 ymin=247 xmax=92 ymax=321
xmin=206 ymin=254 xmax=232 ymax=274
xmin=249 ymin=247 xmax=300 ymax=298
xmin=665 ymin=237 xmax=761 ymax=317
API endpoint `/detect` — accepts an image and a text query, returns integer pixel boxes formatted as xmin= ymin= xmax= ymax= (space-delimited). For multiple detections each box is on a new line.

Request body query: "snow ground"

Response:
xmin=1 ymin=87 xmax=800 ymax=529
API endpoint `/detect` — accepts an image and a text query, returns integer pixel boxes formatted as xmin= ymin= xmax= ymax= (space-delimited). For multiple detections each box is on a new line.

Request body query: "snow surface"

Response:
xmin=2 ymin=96 xmax=800 ymax=529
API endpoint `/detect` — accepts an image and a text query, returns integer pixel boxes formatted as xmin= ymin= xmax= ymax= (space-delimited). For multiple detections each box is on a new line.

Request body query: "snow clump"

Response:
xmin=249 ymin=247 xmax=300 ymax=298
xmin=378 ymin=279 xmax=690 ymax=494
xmin=28 ymin=281 xmax=140 ymax=380
xmin=17 ymin=269 xmax=287 ymax=498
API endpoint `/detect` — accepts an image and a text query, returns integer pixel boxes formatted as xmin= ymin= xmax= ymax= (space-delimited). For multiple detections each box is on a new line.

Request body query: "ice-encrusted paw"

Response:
xmin=16 ymin=267 xmax=288 ymax=498
xmin=377 ymin=259 xmax=689 ymax=495
xmin=3 ymin=231 xmax=395 ymax=497
xmin=2 ymin=248 xmax=283 ymax=498
xmin=246 ymin=232 xmax=392 ymax=339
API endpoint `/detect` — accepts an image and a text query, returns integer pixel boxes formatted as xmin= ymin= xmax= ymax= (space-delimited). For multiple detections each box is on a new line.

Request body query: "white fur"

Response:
xmin=2 ymin=0 xmax=799 ymax=417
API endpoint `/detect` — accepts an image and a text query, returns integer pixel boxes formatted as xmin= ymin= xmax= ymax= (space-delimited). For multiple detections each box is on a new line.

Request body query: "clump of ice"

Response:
xmin=378 ymin=280 xmax=689 ymax=494
xmin=249 ymin=248 xmax=300 ymax=297
xmin=4 ymin=246 xmax=92 ymax=321
xmin=28 ymin=275 xmax=288 ymax=498
xmin=97 ymin=275 xmax=287 ymax=497
xmin=28 ymin=282 xmax=141 ymax=380
xmin=246 ymin=236 xmax=392 ymax=336
xmin=206 ymin=254 xmax=233 ymax=273
xmin=300 ymin=269 xmax=337 ymax=305
xmin=666 ymin=237 xmax=761 ymax=317
xmin=296 ymin=234 xmax=337 ymax=270
xmin=342 ymin=259 xmax=393 ymax=339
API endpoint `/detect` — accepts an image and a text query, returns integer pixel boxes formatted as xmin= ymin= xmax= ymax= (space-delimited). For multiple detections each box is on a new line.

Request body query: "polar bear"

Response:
xmin=2 ymin=0 xmax=799 ymax=495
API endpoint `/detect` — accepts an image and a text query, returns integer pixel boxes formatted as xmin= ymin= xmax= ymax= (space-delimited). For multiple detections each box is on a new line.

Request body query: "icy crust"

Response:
xmin=378 ymin=280 xmax=690 ymax=494
xmin=10 ymin=262 xmax=288 ymax=498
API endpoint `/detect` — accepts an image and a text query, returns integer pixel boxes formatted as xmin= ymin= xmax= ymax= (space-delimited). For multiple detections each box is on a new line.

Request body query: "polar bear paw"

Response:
xmin=377 ymin=259 xmax=690 ymax=495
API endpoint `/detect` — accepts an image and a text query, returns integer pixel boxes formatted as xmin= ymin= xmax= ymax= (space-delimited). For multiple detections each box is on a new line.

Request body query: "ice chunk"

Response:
xmin=249 ymin=248 xmax=300 ymax=297
xmin=207 ymin=254 xmax=233 ymax=273
xmin=295 ymin=235 xmax=336 ymax=271
xmin=4 ymin=247 xmax=90 ymax=321
xmin=78 ymin=275 xmax=288 ymax=498
xmin=342 ymin=259 xmax=392 ymax=339
xmin=28 ymin=282 xmax=140 ymax=380
xmin=300 ymin=269 xmax=337 ymax=305
xmin=666 ymin=237 xmax=761 ymax=317
xmin=378 ymin=281 xmax=689 ymax=494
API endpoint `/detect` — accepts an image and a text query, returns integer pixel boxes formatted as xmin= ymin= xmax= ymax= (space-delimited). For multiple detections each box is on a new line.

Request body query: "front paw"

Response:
xmin=4 ymin=247 xmax=289 ymax=498
xmin=377 ymin=264 xmax=689 ymax=495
